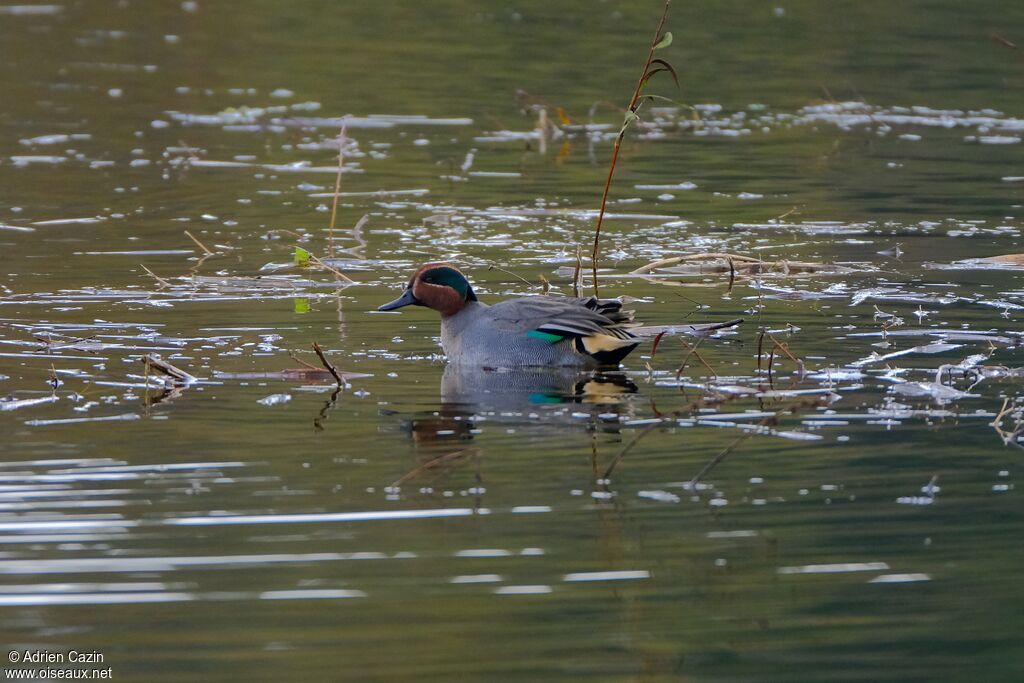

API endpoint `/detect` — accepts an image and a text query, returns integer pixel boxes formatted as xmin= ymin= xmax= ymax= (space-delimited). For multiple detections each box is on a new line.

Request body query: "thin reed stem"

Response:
xmin=328 ymin=123 xmax=347 ymax=259
xmin=590 ymin=0 xmax=672 ymax=296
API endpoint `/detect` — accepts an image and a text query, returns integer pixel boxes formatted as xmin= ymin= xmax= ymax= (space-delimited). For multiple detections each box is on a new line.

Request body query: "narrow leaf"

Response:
xmin=620 ymin=109 xmax=639 ymax=136
xmin=641 ymin=67 xmax=670 ymax=90
xmin=649 ymin=58 xmax=679 ymax=88
xmin=654 ymin=31 xmax=673 ymax=49
xmin=638 ymin=94 xmax=679 ymax=105
xmin=294 ymin=246 xmax=310 ymax=267
xmin=555 ymin=140 xmax=572 ymax=164
xmin=650 ymin=331 xmax=668 ymax=359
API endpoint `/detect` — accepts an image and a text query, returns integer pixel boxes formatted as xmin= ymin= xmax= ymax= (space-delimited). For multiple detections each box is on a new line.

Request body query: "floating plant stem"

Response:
xmin=142 ymin=354 xmax=196 ymax=385
xmin=485 ymin=261 xmax=534 ymax=288
xmin=991 ymin=32 xmax=1019 ymax=51
xmin=590 ymin=0 xmax=674 ymax=296
xmin=294 ymin=245 xmax=355 ymax=283
xmin=140 ymin=264 xmax=172 ymax=288
xmin=184 ymin=230 xmax=214 ymax=256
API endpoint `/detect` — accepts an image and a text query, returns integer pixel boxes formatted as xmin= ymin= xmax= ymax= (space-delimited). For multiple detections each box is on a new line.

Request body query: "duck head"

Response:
xmin=378 ymin=263 xmax=477 ymax=317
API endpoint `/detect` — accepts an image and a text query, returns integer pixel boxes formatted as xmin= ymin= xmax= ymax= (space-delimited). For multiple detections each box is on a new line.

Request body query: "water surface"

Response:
xmin=1 ymin=1 xmax=1023 ymax=681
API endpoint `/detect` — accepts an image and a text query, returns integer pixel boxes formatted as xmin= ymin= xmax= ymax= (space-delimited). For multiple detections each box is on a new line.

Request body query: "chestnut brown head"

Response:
xmin=378 ymin=263 xmax=477 ymax=317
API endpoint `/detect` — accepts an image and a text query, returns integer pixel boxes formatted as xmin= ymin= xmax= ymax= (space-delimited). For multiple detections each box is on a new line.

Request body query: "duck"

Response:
xmin=378 ymin=262 xmax=741 ymax=369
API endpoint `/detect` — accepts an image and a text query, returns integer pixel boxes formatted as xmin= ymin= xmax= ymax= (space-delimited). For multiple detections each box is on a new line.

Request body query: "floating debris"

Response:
xmin=631 ymin=253 xmax=855 ymax=277
xmin=142 ymin=354 xmax=196 ymax=385
xmin=25 ymin=413 xmax=140 ymax=426
xmin=851 ymin=343 xmax=962 ymax=367
xmin=256 ymin=393 xmax=292 ymax=406
xmin=0 ymin=395 xmax=59 ymax=412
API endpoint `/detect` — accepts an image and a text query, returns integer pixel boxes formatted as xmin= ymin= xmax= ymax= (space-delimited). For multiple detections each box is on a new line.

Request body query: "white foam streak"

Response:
xmin=562 ymin=570 xmax=650 ymax=582
xmin=166 ymin=507 xmax=480 ymax=526
xmin=778 ymin=562 xmax=890 ymax=574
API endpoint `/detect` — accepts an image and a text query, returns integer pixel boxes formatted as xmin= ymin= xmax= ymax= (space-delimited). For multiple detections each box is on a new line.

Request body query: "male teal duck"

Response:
xmin=379 ymin=263 xmax=741 ymax=369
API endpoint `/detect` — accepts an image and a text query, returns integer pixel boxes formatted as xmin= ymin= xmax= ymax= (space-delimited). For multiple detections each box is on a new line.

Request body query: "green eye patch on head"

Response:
xmin=421 ymin=266 xmax=476 ymax=300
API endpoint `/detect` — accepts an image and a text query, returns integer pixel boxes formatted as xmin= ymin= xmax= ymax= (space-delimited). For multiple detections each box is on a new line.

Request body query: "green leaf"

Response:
xmin=654 ymin=31 xmax=673 ymax=49
xmin=648 ymin=58 xmax=679 ymax=88
xmin=294 ymin=297 xmax=310 ymax=314
xmin=620 ymin=109 xmax=640 ymax=135
xmin=639 ymin=94 xmax=680 ymax=106
xmin=294 ymin=246 xmax=310 ymax=267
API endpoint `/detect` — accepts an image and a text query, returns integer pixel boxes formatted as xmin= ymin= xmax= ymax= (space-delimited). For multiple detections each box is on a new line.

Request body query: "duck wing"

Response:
xmin=487 ymin=296 xmax=640 ymax=365
xmin=487 ymin=296 xmax=637 ymax=338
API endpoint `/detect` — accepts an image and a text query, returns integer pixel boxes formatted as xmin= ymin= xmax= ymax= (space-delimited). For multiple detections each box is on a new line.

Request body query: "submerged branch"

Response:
xmin=391 ymin=449 xmax=473 ymax=488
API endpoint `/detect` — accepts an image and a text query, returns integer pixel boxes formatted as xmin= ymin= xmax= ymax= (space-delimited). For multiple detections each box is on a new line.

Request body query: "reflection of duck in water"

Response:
xmin=379 ymin=263 xmax=741 ymax=369
xmin=400 ymin=367 xmax=639 ymax=446
xmin=440 ymin=364 xmax=637 ymax=407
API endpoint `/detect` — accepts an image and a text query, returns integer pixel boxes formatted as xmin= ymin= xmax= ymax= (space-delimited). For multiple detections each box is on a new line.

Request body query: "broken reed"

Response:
xmin=590 ymin=0 xmax=677 ymax=296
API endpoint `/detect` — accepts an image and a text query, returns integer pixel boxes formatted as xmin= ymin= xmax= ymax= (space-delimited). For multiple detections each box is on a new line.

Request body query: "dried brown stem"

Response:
xmin=141 ymin=264 xmax=172 ymax=288
xmin=756 ymin=329 xmax=766 ymax=374
xmin=184 ymin=230 xmax=214 ymax=256
xmin=486 ymin=262 xmax=534 ymax=288
xmin=142 ymin=354 xmax=196 ymax=384
xmin=590 ymin=0 xmax=672 ymax=296
xmin=295 ymin=245 xmax=356 ymax=283
xmin=631 ymin=253 xmax=837 ymax=276
xmin=312 ymin=342 xmax=343 ymax=386
xmin=649 ymin=330 xmax=667 ymax=359
xmin=288 ymin=350 xmax=322 ymax=371
xmin=991 ymin=397 xmax=1024 ymax=449
xmin=767 ymin=332 xmax=807 ymax=379
xmin=676 ymin=337 xmax=717 ymax=379
xmin=310 ymin=252 xmax=355 ymax=283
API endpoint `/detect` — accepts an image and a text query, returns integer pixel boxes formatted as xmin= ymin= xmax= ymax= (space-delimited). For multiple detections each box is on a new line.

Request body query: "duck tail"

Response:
xmin=576 ymin=336 xmax=640 ymax=366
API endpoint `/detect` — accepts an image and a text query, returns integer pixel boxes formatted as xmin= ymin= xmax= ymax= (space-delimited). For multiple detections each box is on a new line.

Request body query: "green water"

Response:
xmin=1 ymin=1 xmax=1023 ymax=681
